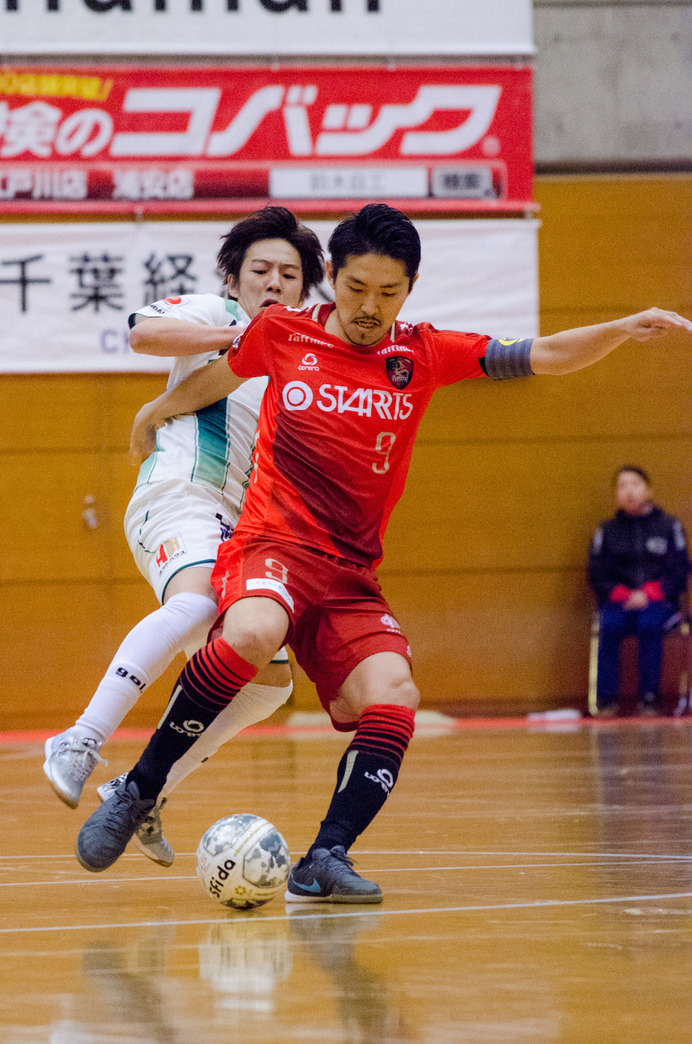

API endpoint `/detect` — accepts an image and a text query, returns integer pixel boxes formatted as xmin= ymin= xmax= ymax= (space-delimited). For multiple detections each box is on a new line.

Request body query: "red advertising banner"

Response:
xmin=0 ymin=65 xmax=533 ymax=214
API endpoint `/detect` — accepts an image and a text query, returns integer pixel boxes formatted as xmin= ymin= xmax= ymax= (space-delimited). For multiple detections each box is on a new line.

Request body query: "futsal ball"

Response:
xmin=196 ymin=813 xmax=291 ymax=910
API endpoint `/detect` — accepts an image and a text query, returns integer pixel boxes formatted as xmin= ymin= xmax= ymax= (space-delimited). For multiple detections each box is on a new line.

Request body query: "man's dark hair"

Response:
xmin=613 ymin=465 xmax=651 ymax=486
xmin=328 ymin=204 xmax=421 ymax=289
xmin=217 ymin=206 xmax=325 ymax=299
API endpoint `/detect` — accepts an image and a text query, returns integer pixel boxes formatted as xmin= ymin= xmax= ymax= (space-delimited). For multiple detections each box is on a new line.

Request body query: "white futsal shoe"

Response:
xmin=98 ymin=773 xmax=175 ymax=867
xmin=43 ymin=730 xmax=106 ymax=809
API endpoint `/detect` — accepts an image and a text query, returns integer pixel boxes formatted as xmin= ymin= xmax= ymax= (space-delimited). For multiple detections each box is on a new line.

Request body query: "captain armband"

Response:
xmin=480 ymin=337 xmax=534 ymax=380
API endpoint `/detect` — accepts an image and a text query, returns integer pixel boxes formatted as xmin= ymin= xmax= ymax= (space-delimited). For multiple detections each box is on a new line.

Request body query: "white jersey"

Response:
xmin=132 ymin=293 xmax=267 ymax=507
xmin=124 ymin=293 xmax=267 ymax=602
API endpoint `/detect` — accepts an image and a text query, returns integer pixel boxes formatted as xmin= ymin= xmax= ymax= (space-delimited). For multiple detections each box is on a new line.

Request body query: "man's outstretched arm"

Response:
xmin=529 ymin=307 xmax=691 ymax=375
xmin=129 ymin=355 xmax=245 ymax=463
xmin=129 ymin=317 xmax=246 ymax=357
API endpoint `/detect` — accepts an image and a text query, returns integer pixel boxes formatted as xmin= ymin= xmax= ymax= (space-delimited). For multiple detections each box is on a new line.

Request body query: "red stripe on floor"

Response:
xmin=2 ymin=715 xmax=689 ymax=744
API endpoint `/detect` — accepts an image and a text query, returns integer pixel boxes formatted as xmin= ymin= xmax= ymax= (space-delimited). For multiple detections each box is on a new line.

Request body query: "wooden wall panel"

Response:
xmin=535 ymin=175 xmax=691 ymax=316
xmin=386 ymin=569 xmax=592 ymax=705
xmin=0 ymin=375 xmax=104 ymax=452
xmin=100 ymin=374 xmax=169 ymax=450
xmin=382 ymin=436 xmax=690 ymax=576
xmin=0 ymin=373 xmax=167 ymax=453
xmin=2 ymin=579 xmax=188 ymax=732
xmin=1 ymin=452 xmax=111 ymax=583
xmin=1 ymin=175 xmax=689 ymax=725
xmin=416 ymin=331 xmax=690 ymax=445
xmin=3 ymin=582 xmax=119 ymax=732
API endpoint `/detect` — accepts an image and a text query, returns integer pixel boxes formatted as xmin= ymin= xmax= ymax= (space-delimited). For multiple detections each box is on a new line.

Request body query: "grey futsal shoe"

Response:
xmin=76 ymin=778 xmax=155 ymax=872
xmin=133 ymin=800 xmax=175 ymax=867
xmin=96 ymin=772 xmax=127 ymax=802
xmin=284 ymin=845 xmax=383 ymax=904
xmin=98 ymin=775 xmax=175 ymax=867
xmin=43 ymin=730 xmax=106 ymax=809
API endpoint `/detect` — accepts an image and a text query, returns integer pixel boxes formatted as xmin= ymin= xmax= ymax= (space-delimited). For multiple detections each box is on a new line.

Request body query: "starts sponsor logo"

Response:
xmin=281 ymin=380 xmax=414 ymax=420
xmin=283 ymin=381 xmax=314 ymax=412
xmin=381 ymin=614 xmax=402 ymax=633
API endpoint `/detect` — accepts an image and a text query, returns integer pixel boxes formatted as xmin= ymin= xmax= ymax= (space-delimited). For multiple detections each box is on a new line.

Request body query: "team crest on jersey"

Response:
xmin=386 ymin=356 xmax=414 ymax=388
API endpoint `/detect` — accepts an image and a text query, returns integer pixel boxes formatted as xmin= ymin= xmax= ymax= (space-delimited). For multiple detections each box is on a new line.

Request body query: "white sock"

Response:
xmin=74 ymin=593 xmax=218 ymax=743
xmin=160 ymin=681 xmax=293 ymax=798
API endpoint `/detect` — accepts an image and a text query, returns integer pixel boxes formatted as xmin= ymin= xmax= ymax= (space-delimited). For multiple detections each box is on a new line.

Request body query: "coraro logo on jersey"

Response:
xmin=299 ymin=352 xmax=319 ymax=371
xmin=386 ymin=356 xmax=414 ymax=388
xmin=282 ymin=380 xmax=414 ymax=420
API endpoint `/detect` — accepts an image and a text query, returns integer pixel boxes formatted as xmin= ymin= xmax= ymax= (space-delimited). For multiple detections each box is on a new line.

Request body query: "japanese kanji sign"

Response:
xmin=0 ymin=218 xmax=539 ymax=372
xmin=0 ymin=65 xmax=533 ymax=212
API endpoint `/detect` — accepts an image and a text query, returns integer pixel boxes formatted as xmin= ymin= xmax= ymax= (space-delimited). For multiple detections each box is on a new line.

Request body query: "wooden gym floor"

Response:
xmin=1 ymin=714 xmax=690 ymax=1043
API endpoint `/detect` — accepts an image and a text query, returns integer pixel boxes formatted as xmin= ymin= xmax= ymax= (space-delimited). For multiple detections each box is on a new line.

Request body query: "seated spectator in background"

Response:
xmin=588 ymin=465 xmax=689 ymax=716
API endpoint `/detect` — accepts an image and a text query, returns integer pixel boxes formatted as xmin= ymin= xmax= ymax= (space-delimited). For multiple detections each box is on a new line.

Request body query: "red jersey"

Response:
xmin=228 ymin=303 xmax=491 ymax=568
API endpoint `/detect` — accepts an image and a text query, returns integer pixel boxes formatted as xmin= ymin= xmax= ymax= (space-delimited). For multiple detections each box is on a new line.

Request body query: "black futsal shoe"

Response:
xmin=284 ymin=845 xmax=383 ymax=904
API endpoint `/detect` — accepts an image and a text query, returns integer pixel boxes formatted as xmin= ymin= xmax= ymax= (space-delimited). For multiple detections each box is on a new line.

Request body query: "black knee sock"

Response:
xmin=308 ymin=704 xmax=416 ymax=858
xmin=128 ymin=637 xmax=257 ymax=800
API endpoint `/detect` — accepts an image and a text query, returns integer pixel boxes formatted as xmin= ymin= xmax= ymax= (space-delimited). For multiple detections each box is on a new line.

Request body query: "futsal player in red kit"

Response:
xmin=76 ymin=204 xmax=692 ymax=897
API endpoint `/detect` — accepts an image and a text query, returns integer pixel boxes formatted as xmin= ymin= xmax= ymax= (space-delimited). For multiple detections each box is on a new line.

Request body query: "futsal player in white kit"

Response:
xmin=43 ymin=207 xmax=325 ymax=865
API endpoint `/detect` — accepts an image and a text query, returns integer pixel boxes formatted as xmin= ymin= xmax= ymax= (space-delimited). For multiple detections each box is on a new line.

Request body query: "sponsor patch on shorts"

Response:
xmin=155 ymin=535 xmax=186 ymax=573
xmin=246 ymin=577 xmax=295 ymax=611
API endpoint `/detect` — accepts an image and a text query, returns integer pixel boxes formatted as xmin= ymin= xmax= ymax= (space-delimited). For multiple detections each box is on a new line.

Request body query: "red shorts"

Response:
xmin=211 ymin=534 xmax=412 ymax=723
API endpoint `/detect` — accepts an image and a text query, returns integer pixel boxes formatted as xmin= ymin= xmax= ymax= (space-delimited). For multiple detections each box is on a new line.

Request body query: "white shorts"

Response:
xmin=124 ymin=478 xmax=290 ymax=666
xmin=124 ymin=478 xmax=238 ymax=604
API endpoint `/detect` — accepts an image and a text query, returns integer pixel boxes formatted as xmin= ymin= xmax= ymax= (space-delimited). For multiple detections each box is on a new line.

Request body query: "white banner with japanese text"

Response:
xmin=0 ymin=1 xmax=534 ymax=58
xmin=0 ymin=218 xmax=538 ymax=372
